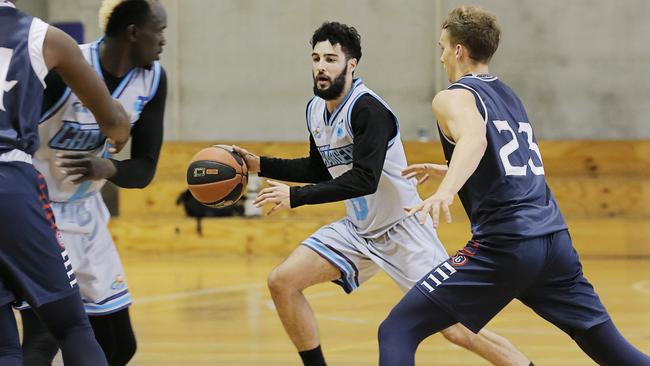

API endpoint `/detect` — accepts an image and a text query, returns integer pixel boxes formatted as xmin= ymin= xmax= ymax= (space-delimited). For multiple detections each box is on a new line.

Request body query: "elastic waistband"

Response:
xmin=0 ymin=149 xmax=33 ymax=164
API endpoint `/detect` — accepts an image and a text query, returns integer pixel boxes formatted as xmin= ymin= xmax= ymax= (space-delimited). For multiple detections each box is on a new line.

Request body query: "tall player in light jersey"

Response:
xmin=19 ymin=1 xmax=167 ymax=365
xmin=0 ymin=0 xmax=130 ymax=364
xmin=378 ymin=6 xmax=650 ymax=366
xmin=234 ymin=22 xmax=532 ymax=366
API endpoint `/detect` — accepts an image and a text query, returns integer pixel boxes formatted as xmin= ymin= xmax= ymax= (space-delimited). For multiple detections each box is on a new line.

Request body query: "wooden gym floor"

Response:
xmin=100 ymin=252 xmax=649 ymax=365
xmin=45 ymin=140 xmax=650 ymax=364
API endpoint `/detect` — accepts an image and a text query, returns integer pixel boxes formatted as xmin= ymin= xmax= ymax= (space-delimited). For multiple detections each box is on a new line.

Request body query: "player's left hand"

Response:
xmin=405 ymin=189 xmax=454 ymax=227
xmin=254 ymin=180 xmax=291 ymax=215
xmin=56 ymin=152 xmax=117 ymax=184
xmin=402 ymin=163 xmax=448 ymax=185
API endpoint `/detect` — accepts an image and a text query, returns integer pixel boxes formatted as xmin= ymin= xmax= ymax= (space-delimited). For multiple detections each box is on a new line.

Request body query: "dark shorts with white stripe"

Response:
xmin=0 ymin=162 xmax=79 ymax=308
xmin=414 ymin=230 xmax=610 ymax=334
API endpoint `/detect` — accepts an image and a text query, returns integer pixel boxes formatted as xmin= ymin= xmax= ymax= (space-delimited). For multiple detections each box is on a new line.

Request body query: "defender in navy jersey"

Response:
xmin=378 ymin=6 xmax=650 ymax=366
xmin=234 ymin=22 xmax=532 ymax=366
xmin=0 ymin=0 xmax=130 ymax=364
xmin=19 ymin=1 xmax=167 ymax=365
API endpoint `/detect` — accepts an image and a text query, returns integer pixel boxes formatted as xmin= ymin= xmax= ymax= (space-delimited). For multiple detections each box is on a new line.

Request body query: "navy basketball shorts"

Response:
xmin=0 ymin=162 xmax=78 ymax=308
xmin=414 ymin=230 xmax=610 ymax=335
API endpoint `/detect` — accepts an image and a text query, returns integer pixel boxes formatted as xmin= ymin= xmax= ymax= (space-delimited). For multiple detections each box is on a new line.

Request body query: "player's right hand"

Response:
xmin=402 ymin=163 xmax=448 ymax=185
xmin=232 ymin=145 xmax=260 ymax=174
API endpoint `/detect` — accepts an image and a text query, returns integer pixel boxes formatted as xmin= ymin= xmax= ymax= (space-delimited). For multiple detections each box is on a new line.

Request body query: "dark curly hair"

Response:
xmin=310 ymin=21 xmax=362 ymax=62
xmin=103 ymin=0 xmax=154 ymax=37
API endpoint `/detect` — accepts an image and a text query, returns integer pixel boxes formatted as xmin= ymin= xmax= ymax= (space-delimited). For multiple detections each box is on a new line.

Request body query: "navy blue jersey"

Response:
xmin=0 ymin=3 xmax=47 ymax=155
xmin=438 ymin=74 xmax=566 ymax=240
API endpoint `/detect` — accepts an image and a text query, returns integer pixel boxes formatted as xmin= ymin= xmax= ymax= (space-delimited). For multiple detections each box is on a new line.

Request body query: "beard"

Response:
xmin=313 ymin=65 xmax=348 ymax=100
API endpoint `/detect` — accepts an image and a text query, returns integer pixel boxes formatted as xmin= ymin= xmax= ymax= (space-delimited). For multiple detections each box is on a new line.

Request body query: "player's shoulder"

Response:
xmin=432 ymin=88 xmax=475 ymax=114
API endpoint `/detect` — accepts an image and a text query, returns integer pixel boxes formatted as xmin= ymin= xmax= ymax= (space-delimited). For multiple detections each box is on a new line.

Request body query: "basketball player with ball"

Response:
xmin=229 ymin=21 xmax=532 ymax=366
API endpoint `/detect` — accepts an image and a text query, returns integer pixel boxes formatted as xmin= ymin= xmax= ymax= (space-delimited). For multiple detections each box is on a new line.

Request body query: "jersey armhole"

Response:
xmin=28 ymin=17 xmax=49 ymax=88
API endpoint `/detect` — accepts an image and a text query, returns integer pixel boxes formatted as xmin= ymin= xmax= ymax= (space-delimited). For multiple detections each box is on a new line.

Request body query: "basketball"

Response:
xmin=186 ymin=145 xmax=248 ymax=208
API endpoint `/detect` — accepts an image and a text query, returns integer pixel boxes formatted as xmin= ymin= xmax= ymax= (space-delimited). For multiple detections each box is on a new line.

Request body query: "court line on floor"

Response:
xmin=632 ymin=280 xmax=650 ymax=294
xmin=132 ymin=283 xmax=263 ymax=305
xmin=131 ymin=281 xmax=379 ymax=324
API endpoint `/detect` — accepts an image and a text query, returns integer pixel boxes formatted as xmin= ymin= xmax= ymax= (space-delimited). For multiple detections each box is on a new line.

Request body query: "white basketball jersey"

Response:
xmin=34 ymin=39 xmax=162 ymax=202
xmin=306 ymin=79 xmax=421 ymax=237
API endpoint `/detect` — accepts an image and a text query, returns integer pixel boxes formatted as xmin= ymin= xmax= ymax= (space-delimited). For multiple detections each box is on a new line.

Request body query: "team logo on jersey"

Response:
xmin=49 ymin=121 xmax=106 ymax=151
xmin=314 ymin=126 xmax=322 ymax=138
xmin=335 ymin=120 xmax=345 ymax=138
xmin=55 ymin=230 xmax=65 ymax=249
xmin=111 ymin=275 xmax=127 ymax=290
xmin=133 ymin=96 xmax=148 ymax=114
xmin=451 ymin=253 xmax=468 ymax=267
xmin=318 ymin=144 xmax=353 ymax=167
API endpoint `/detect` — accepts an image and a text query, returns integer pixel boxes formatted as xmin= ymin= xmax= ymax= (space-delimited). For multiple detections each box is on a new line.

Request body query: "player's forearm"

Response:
xmin=108 ymin=158 xmax=156 ymax=188
xmin=437 ymin=134 xmax=487 ymax=194
xmin=289 ymin=168 xmax=377 ymax=208
xmin=260 ymin=156 xmax=331 ymax=183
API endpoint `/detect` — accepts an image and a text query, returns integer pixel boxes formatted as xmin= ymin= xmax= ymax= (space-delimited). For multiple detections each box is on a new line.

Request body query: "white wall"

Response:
xmin=20 ymin=0 xmax=650 ymax=140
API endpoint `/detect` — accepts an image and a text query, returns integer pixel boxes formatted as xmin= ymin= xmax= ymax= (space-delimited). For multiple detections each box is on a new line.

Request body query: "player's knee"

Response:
xmin=378 ymin=314 xmax=407 ymax=347
xmin=441 ymin=325 xmax=475 ymax=350
xmin=267 ymin=265 xmax=300 ymax=295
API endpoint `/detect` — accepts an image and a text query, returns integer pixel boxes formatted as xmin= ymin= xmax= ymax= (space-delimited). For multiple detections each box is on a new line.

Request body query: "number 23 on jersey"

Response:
xmin=493 ymin=120 xmax=545 ymax=177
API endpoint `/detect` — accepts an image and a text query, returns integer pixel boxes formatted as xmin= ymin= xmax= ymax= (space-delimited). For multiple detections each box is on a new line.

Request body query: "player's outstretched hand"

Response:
xmin=254 ymin=180 xmax=290 ymax=215
xmin=405 ymin=189 xmax=453 ymax=227
xmin=402 ymin=163 xmax=448 ymax=185
xmin=232 ymin=145 xmax=260 ymax=174
xmin=56 ymin=152 xmax=117 ymax=184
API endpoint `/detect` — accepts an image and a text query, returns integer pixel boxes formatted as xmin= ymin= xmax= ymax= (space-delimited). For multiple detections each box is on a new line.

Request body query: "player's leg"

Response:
xmin=20 ymin=308 xmax=60 ymax=365
xmin=268 ymin=245 xmax=340 ymax=366
xmin=440 ymin=325 xmax=531 ymax=366
xmin=520 ymin=230 xmax=649 ymax=365
xmin=269 ymin=219 xmax=377 ymax=366
xmin=89 ymin=308 xmax=137 ymax=366
xmin=384 ymin=217 xmax=531 ymax=366
xmin=573 ymin=319 xmax=650 ymax=365
xmin=378 ymin=286 xmax=457 ymax=366
xmin=0 ymin=165 xmax=107 ymax=366
xmin=0 ymin=303 xmax=22 ymax=366
xmin=55 ymin=194 xmax=135 ymax=365
xmin=32 ymin=293 xmax=108 ymax=366
xmin=379 ymin=237 xmax=546 ymax=366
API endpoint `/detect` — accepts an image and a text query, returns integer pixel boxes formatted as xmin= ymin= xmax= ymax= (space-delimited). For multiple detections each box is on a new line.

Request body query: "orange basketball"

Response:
xmin=186 ymin=145 xmax=248 ymax=208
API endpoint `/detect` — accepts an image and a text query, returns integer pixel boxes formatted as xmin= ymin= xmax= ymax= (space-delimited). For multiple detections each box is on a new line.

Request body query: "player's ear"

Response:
xmin=348 ymin=57 xmax=358 ymax=74
xmin=455 ymin=44 xmax=462 ymax=60
xmin=126 ymin=24 xmax=138 ymax=43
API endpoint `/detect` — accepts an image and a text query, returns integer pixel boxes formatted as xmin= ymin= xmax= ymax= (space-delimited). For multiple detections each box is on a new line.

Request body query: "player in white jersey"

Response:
xmin=19 ymin=1 xmax=167 ymax=365
xmin=0 ymin=0 xmax=130 ymax=364
xmin=233 ymin=22 xmax=532 ymax=366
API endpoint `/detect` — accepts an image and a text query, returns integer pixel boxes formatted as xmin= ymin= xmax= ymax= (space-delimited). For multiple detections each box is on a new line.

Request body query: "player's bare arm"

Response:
xmin=406 ymin=88 xmax=486 ymax=227
xmin=42 ymin=26 xmax=130 ymax=152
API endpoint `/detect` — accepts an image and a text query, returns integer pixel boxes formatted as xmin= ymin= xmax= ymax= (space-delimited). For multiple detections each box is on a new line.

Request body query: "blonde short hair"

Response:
xmin=98 ymin=0 xmax=125 ymax=34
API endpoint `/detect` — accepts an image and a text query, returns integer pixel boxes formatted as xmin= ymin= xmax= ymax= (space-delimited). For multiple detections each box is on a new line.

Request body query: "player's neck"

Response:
xmin=456 ymin=63 xmax=489 ymax=81
xmin=325 ymin=78 xmax=353 ymax=113
xmin=99 ymin=40 xmax=135 ymax=78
